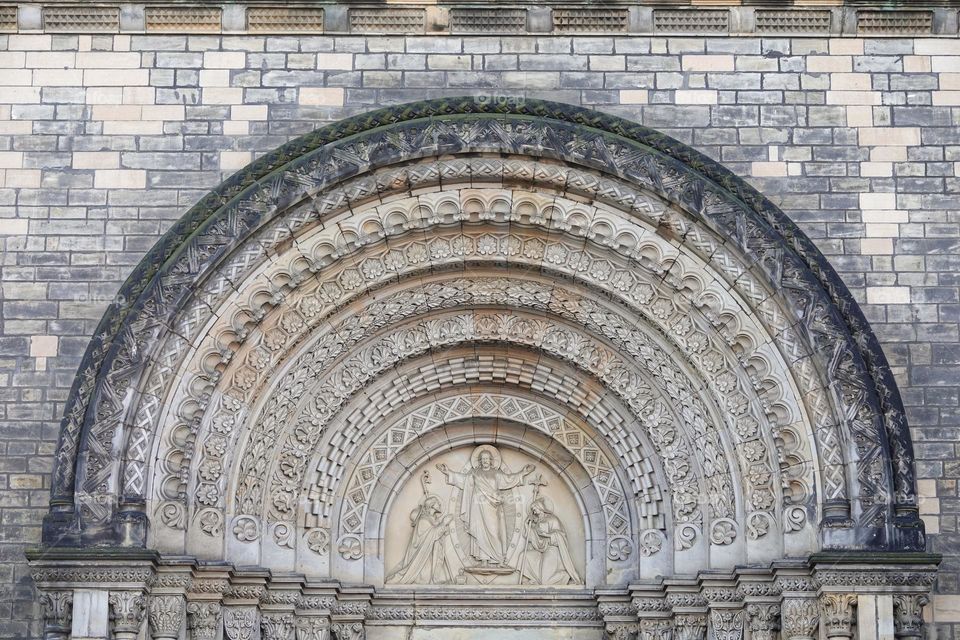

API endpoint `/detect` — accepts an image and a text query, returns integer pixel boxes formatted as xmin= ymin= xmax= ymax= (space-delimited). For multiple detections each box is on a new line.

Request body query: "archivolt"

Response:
xmin=46 ymin=98 xmax=923 ymax=556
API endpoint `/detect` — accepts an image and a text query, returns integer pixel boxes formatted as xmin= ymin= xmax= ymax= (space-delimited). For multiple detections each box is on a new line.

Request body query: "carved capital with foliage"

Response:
xmin=781 ymin=597 xmax=819 ymax=640
xmin=38 ymin=590 xmax=73 ymax=640
xmin=893 ymin=594 xmax=929 ymax=639
xmin=819 ymin=594 xmax=857 ymax=639
xmin=187 ymin=601 xmax=222 ymax=640
xmin=109 ymin=591 xmax=147 ymax=640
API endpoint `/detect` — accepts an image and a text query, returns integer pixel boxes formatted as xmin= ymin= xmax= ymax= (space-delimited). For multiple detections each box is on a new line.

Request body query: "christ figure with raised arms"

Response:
xmin=436 ymin=445 xmax=535 ymax=569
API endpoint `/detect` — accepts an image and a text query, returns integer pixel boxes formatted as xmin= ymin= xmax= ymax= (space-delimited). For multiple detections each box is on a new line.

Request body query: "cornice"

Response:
xmin=2 ymin=2 xmax=958 ymax=37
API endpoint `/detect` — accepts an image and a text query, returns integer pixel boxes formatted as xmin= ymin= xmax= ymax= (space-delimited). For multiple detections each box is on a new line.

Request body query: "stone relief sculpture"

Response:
xmin=386 ymin=445 xmax=584 ymax=586
xmin=436 ymin=445 xmax=536 ymax=573
xmin=386 ymin=472 xmax=456 ymax=585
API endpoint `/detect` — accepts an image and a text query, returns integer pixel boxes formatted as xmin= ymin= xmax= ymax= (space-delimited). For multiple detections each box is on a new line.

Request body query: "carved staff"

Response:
xmin=517 ymin=474 xmax=548 ymax=585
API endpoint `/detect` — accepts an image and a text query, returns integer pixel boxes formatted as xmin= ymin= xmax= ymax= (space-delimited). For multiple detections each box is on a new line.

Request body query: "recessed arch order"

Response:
xmin=44 ymin=97 xmax=924 ymax=582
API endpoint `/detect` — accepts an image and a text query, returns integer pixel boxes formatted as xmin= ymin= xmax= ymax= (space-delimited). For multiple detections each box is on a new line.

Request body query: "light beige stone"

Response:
xmin=221 ymin=151 xmax=252 ymax=171
xmin=915 ymin=39 xmax=960 ymax=55
xmin=76 ymin=52 xmax=141 ymax=68
xmin=808 ymin=56 xmax=851 ymax=73
xmin=0 ymin=218 xmax=29 ymax=235
xmin=0 ymin=52 xmax=26 ymax=68
xmin=300 ymin=87 xmax=345 ymax=106
xmin=940 ymin=73 xmax=960 ymax=90
xmin=829 ymin=38 xmax=863 ymax=55
xmin=863 ymin=210 xmax=908 ymax=224
xmin=205 ymin=51 xmax=247 ymax=69
xmin=122 ymin=86 xmax=156 ymax=104
xmin=619 ymin=90 xmax=648 ymax=104
xmin=866 ymin=286 xmax=910 ymax=304
xmin=33 ymin=69 xmax=84 ymax=86
xmin=8 ymin=35 xmax=53 ymax=50
xmin=102 ymin=120 xmax=164 ymax=135
xmin=751 ymin=161 xmax=787 ymax=177
xmin=933 ymin=595 xmax=960 ymax=622
xmin=932 ymin=91 xmax=960 ymax=106
xmin=0 ymin=152 xmax=23 ymax=169
xmin=0 ymin=87 xmax=42 ymax=103
xmin=860 ymin=193 xmax=897 ymax=210
xmin=223 ymin=120 xmax=249 ymax=135
xmin=858 ymin=127 xmax=920 ymax=147
xmin=94 ymin=169 xmax=147 ymax=189
xmin=142 ymin=105 xmax=185 ymax=121
xmin=860 ymin=238 xmax=892 ymax=255
xmin=871 ymin=147 xmax=908 ymax=162
xmin=4 ymin=169 xmax=40 ymax=188
xmin=903 ymin=56 xmax=931 ymax=73
xmin=202 ymin=87 xmax=243 ymax=104
xmin=0 ymin=121 xmax=32 ymax=134
xmin=317 ymin=53 xmax=354 ymax=70
xmin=24 ymin=51 xmax=75 ymax=68
xmin=681 ymin=55 xmax=734 ymax=71
xmin=84 ymin=69 xmax=150 ymax=86
xmin=200 ymin=70 xmax=231 ymax=87
xmin=86 ymin=87 xmax=124 ymax=104
xmin=675 ymin=89 xmax=717 ymax=104
xmin=860 ymin=162 xmax=892 ymax=177
xmin=831 ymin=73 xmax=871 ymax=91
xmin=74 ymin=152 xmax=120 ymax=169
xmin=865 ymin=223 xmax=900 ymax=238
xmin=931 ymin=56 xmax=960 ymax=73
xmin=232 ymin=105 xmax=268 ymax=120
xmin=92 ymin=105 xmax=142 ymax=121
xmin=30 ymin=335 xmax=58 ymax=358
xmin=921 ymin=515 xmax=940 ymax=535
xmin=827 ymin=91 xmax=880 ymax=105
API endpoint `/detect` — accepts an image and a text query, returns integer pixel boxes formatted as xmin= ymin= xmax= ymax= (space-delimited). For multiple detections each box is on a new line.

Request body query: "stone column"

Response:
xmin=781 ymin=598 xmax=819 ymax=640
xmin=38 ymin=590 xmax=73 ymax=640
xmin=820 ymin=593 xmax=857 ymax=640
xmin=893 ymin=594 xmax=929 ymax=640
xmin=108 ymin=591 xmax=147 ymax=640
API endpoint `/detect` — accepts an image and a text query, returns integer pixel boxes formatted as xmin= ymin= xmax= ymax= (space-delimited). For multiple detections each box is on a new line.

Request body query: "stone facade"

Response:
xmin=0 ymin=4 xmax=958 ymax=638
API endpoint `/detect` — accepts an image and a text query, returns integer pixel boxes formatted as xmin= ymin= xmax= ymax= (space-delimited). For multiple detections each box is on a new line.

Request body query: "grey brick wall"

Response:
xmin=0 ymin=32 xmax=957 ymax=638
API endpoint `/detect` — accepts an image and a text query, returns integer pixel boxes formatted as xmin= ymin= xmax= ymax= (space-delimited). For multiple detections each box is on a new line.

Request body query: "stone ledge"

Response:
xmin=1 ymin=3 xmax=959 ymax=36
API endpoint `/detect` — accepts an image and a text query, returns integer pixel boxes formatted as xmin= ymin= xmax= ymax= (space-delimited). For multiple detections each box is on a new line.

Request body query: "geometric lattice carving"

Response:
xmin=451 ymin=8 xmax=526 ymax=34
xmin=857 ymin=10 xmax=932 ymax=34
xmin=247 ymin=7 xmax=324 ymax=33
xmin=755 ymin=10 xmax=831 ymax=33
xmin=554 ymin=9 xmax=628 ymax=33
xmin=654 ymin=9 xmax=729 ymax=33
xmin=350 ymin=8 xmax=425 ymax=34
xmin=43 ymin=6 xmax=120 ymax=32
xmin=145 ymin=7 xmax=222 ymax=32
xmin=0 ymin=5 xmax=15 ymax=31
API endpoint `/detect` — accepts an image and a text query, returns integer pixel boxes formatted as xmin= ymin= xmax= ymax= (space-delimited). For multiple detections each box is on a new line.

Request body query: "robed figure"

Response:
xmin=387 ymin=493 xmax=456 ymax=584
xmin=436 ymin=445 xmax=535 ymax=568
xmin=521 ymin=496 xmax=581 ymax=585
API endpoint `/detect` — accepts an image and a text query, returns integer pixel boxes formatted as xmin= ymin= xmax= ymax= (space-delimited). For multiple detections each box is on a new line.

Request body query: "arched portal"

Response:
xmin=29 ymin=98 xmax=936 ymax=640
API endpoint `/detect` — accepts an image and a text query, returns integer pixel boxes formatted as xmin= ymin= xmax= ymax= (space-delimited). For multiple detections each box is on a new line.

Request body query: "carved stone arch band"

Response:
xmin=43 ymin=98 xmax=924 ymax=571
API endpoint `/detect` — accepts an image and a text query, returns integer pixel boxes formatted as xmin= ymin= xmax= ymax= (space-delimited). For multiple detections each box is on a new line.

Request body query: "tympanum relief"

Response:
xmin=385 ymin=445 xmax=584 ymax=586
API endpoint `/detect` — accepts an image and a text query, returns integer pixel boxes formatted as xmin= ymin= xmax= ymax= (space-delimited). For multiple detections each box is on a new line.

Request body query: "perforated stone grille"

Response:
xmin=450 ymin=8 xmax=526 ymax=34
xmin=247 ymin=7 xmax=324 ymax=33
xmin=0 ymin=5 xmax=15 ymax=30
xmin=857 ymin=10 xmax=933 ymax=34
xmin=755 ymin=9 xmax=831 ymax=33
xmin=42 ymin=6 xmax=120 ymax=32
xmin=553 ymin=9 xmax=628 ymax=33
xmin=654 ymin=9 xmax=729 ymax=33
xmin=144 ymin=6 xmax=221 ymax=32
xmin=350 ymin=8 xmax=425 ymax=33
